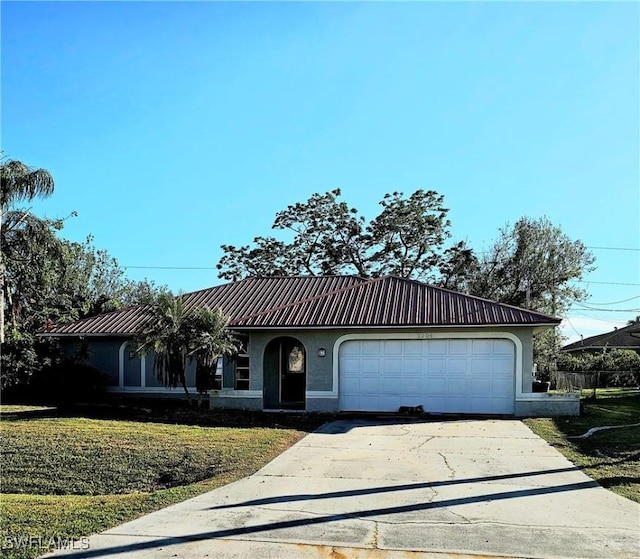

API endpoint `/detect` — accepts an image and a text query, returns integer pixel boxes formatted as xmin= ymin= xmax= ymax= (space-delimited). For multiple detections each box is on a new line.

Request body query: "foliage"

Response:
xmin=1 ymin=158 xmax=56 ymax=345
xmin=0 ymin=158 xmax=165 ymax=391
xmin=0 ymin=407 xmax=309 ymax=559
xmin=218 ymin=188 xmax=466 ymax=282
xmin=28 ymin=361 xmax=110 ymax=404
xmin=0 ymin=159 xmax=55 ymax=208
xmin=467 ymin=216 xmax=595 ymax=370
xmin=469 ymin=216 xmax=595 ymax=314
xmin=557 ymin=349 xmax=640 ymax=388
xmin=136 ymin=293 xmax=239 ymax=398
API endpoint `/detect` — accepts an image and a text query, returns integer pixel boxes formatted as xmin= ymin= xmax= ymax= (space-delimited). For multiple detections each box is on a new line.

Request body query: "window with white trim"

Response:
xmin=234 ymin=337 xmax=250 ymax=390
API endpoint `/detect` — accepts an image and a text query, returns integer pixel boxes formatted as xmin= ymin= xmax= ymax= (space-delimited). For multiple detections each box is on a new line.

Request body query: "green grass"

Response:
xmin=524 ymin=394 xmax=640 ymax=503
xmin=577 ymin=387 xmax=640 ymax=399
xmin=0 ymin=405 xmax=322 ymax=559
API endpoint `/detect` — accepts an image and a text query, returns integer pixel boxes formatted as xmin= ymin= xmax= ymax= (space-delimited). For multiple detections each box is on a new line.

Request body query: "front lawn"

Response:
xmin=0 ymin=405 xmax=322 ymax=559
xmin=524 ymin=393 xmax=640 ymax=503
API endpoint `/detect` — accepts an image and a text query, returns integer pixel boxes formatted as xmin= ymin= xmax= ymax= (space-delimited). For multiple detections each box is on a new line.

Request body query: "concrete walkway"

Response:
xmin=48 ymin=419 xmax=640 ymax=559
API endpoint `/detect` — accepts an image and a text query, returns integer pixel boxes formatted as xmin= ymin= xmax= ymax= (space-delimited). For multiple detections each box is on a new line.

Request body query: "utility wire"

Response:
xmin=579 ymin=295 xmax=640 ymax=305
xmin=585 ymin=246 xmax=640 ymax=251
xmin=123 ymin=266 xmax=218 ymax=270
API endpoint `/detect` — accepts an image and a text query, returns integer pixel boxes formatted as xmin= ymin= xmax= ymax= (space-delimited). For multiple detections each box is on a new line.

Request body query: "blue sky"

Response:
xmin=2 ymin=1 xmax=639 ymax=343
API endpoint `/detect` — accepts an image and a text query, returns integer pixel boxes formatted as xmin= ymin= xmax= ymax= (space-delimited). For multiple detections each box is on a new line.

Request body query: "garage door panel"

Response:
xmin=493 ymin=340 xmax=514 ymax=355
xmin=492 ymin=358 xmax=513 ymax=374
xmin=448 ymin=378 xmax=469 ymax=394
xmin=383 ymin=340 xmax=403 ymax=354
xmin=472 ymin=340 xmax=493 ymax=355
xmin=425 ymin=377 xmax=447 ymax=395
xmin=447 ymin=359 xmax=468 ymax=374
xmin=449 ymin=339 xmax=470 ymax=354
xmin=403 ymin=359 xmax=422 ymax=374
xmin=361 ymin=359 xmax=380 ymax=373
xmin=429 ymin=340 xmax=448 ymax=354
xmin=471 ymin=358 xmax=492 ymax=374
xmin=360 ymin=377 xmax=380 ymax=392
xmin=382 ymin=359 xmax=401 ymax=374
xmin=339 ymin=338 xmax=515 ymax=414
xmin=471 ymin=378 xmax=492 ymax=393
xmin=341 ymin=357 xmax=362 ymax=374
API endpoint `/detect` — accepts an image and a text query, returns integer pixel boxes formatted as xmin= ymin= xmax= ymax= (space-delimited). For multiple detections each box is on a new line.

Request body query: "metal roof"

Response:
xmin=44 ymin=275 xmax=560 ymax=336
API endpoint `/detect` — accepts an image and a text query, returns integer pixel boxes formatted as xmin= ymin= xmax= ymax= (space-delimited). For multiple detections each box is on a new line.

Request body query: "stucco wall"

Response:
xmin=515 ymin=395 xmax=580 ymax=416
xmin=58 ymin=337 xmax=197 ymax=393
xmin=59 ymin=337 xmax=126 ymax=386
xmin=211 ymin=326 xmax=538 ymax=409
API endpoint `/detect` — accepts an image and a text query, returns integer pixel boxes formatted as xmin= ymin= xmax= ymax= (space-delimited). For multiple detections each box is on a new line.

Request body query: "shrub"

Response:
xmin=28 ymin=360 xmax=110 ymax=404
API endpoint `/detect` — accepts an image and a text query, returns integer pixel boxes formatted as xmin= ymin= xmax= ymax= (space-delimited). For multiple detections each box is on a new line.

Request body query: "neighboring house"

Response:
xmin=561 ymin=321 xmax=640 ymax=356
xmin=43 ymin=275 xmax=579 ymax=416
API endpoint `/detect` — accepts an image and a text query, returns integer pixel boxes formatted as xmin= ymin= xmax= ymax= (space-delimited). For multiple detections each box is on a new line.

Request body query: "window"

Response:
xmin=233 ymin=335 xmax=250 ymax=390
xmin=235 ymin=354 xmax=250 ymax=390
xmin=212 ymin=356 xmax=223 ymax=390
xmin=288 ymin=345 xmax=305 ymax=373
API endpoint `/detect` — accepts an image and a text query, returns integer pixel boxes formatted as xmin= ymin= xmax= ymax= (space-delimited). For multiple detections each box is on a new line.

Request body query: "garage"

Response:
xmin=338 ymin=338 xmax=515 ymax=414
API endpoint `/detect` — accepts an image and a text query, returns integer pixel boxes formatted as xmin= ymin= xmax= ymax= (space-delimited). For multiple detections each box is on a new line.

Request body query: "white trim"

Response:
xmin=331 ymin=332 xmax=524 ymax=401
xmin=118 ymin=341 xmax=146 ymax=388
xmin=212 ymin=390 xmax=262 ymax=399
xmin=107 ymin=386 xmax=197 ymax=393
xmin=516 ymin=393 xmax=580 ymax=402
xmin=306 ymin=391 xmax=337 ymax=399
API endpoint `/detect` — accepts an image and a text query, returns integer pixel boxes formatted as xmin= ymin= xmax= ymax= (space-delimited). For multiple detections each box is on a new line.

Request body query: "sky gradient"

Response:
xmin=2 ymin=1 xmax=639 ymax=343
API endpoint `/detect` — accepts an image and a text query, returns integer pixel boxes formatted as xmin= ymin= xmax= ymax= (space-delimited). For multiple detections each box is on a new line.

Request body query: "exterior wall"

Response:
xmin=60 ymin=325 xmax=548 ymax=411
xmin=59 ymin=337 xmax=125 ymax=387
xmin=58 ymin=337 xmax=196 ymax=396
xmin=210 ymin=326 xmax=539 ymax=412
xmin=515 ymin=394 xmax=580 ymax=416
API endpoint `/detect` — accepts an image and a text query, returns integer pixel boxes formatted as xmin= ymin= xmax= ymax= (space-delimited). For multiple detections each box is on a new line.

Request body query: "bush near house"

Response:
xmin=554 ymin=349 xmax=640 ymax=390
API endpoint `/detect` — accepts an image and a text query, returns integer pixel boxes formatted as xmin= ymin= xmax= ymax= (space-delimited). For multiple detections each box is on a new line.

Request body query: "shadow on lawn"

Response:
xmin=0 ymin=400 xmax=332 ymax=432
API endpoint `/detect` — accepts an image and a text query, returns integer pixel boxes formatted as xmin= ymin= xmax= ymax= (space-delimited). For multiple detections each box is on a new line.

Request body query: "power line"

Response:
xmin=585 ymin=246 xmax=640 ymax=251
xmin=123 ymin=266 xmax=218 ymax=270
xmin=581 ymin=295 xmax=640 ymax=305
xmin=571 ymin=280 xmax=640 ymax=286
xmin=568 ymin=305 xmax=640 ymax=312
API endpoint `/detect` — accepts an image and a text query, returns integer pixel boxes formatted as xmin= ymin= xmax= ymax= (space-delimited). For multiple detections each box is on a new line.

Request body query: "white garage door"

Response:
xmin=339 ymin=338 xmax=515 ymax=414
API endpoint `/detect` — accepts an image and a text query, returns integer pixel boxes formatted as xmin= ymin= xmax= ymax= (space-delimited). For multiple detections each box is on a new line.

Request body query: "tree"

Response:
xmin=468 ymin=217 xmax=595 ymax=314
xmin=217 ymin=189 xmax=464 ymax=282
xmin=1 ymin=158 xmax=166 ymax=391
xmin=1 ymin=158 xmax=55 ymax=343
xmin=136 ymin=293 xmax=239 ymax=400
xmin=467 ymin=216 xmax=595 ymax=371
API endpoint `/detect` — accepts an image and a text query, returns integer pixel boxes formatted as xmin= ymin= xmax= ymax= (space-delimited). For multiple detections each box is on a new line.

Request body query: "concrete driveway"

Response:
xmin=49 ymin=419 xmax=639 ymax=559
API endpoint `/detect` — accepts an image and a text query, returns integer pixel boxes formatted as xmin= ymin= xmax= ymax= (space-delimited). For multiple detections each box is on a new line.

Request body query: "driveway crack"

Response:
xmin=412 ymin=436 xmax=434 ymax=450
xmin=371 ymin=520 xmax=379 ymax=548
xmin=439 ymin=452 xmax=455 ymax=479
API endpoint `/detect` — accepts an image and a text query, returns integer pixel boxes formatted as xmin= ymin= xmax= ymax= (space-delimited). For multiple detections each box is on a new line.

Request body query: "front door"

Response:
xmin=264 ymin=337 xmax=306 ymax=410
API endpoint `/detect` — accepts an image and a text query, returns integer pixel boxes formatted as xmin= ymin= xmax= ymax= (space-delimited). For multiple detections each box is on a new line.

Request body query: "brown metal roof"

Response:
xmin=44 ymin=275 xmax=560 ymax=336
xmin=43 ymin=305 xmax=157 ymax=336
xmin=230 ymin=276 xmax=560 ymax=328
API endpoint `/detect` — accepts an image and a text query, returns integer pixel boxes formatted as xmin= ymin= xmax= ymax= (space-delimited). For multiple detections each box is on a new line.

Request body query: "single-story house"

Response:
xmin=43 ymin=275 xmax=579 ymax=416
xmin=561 ymin=320 xmax=640 ymax=356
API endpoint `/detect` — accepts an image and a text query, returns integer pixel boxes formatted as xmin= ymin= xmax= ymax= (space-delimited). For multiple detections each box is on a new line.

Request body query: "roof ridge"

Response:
xmin=370 ymin=275 xmax=560 ymax=322
xmin=230 ymin=275 xmax=376 ymax=323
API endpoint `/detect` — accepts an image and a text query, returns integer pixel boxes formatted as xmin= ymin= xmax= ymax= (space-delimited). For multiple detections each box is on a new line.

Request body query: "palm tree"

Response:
xmin=136 ymin=293 xmax=239 ymax=400
xmin=1 ymin=158 xmax=55 ymax=343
